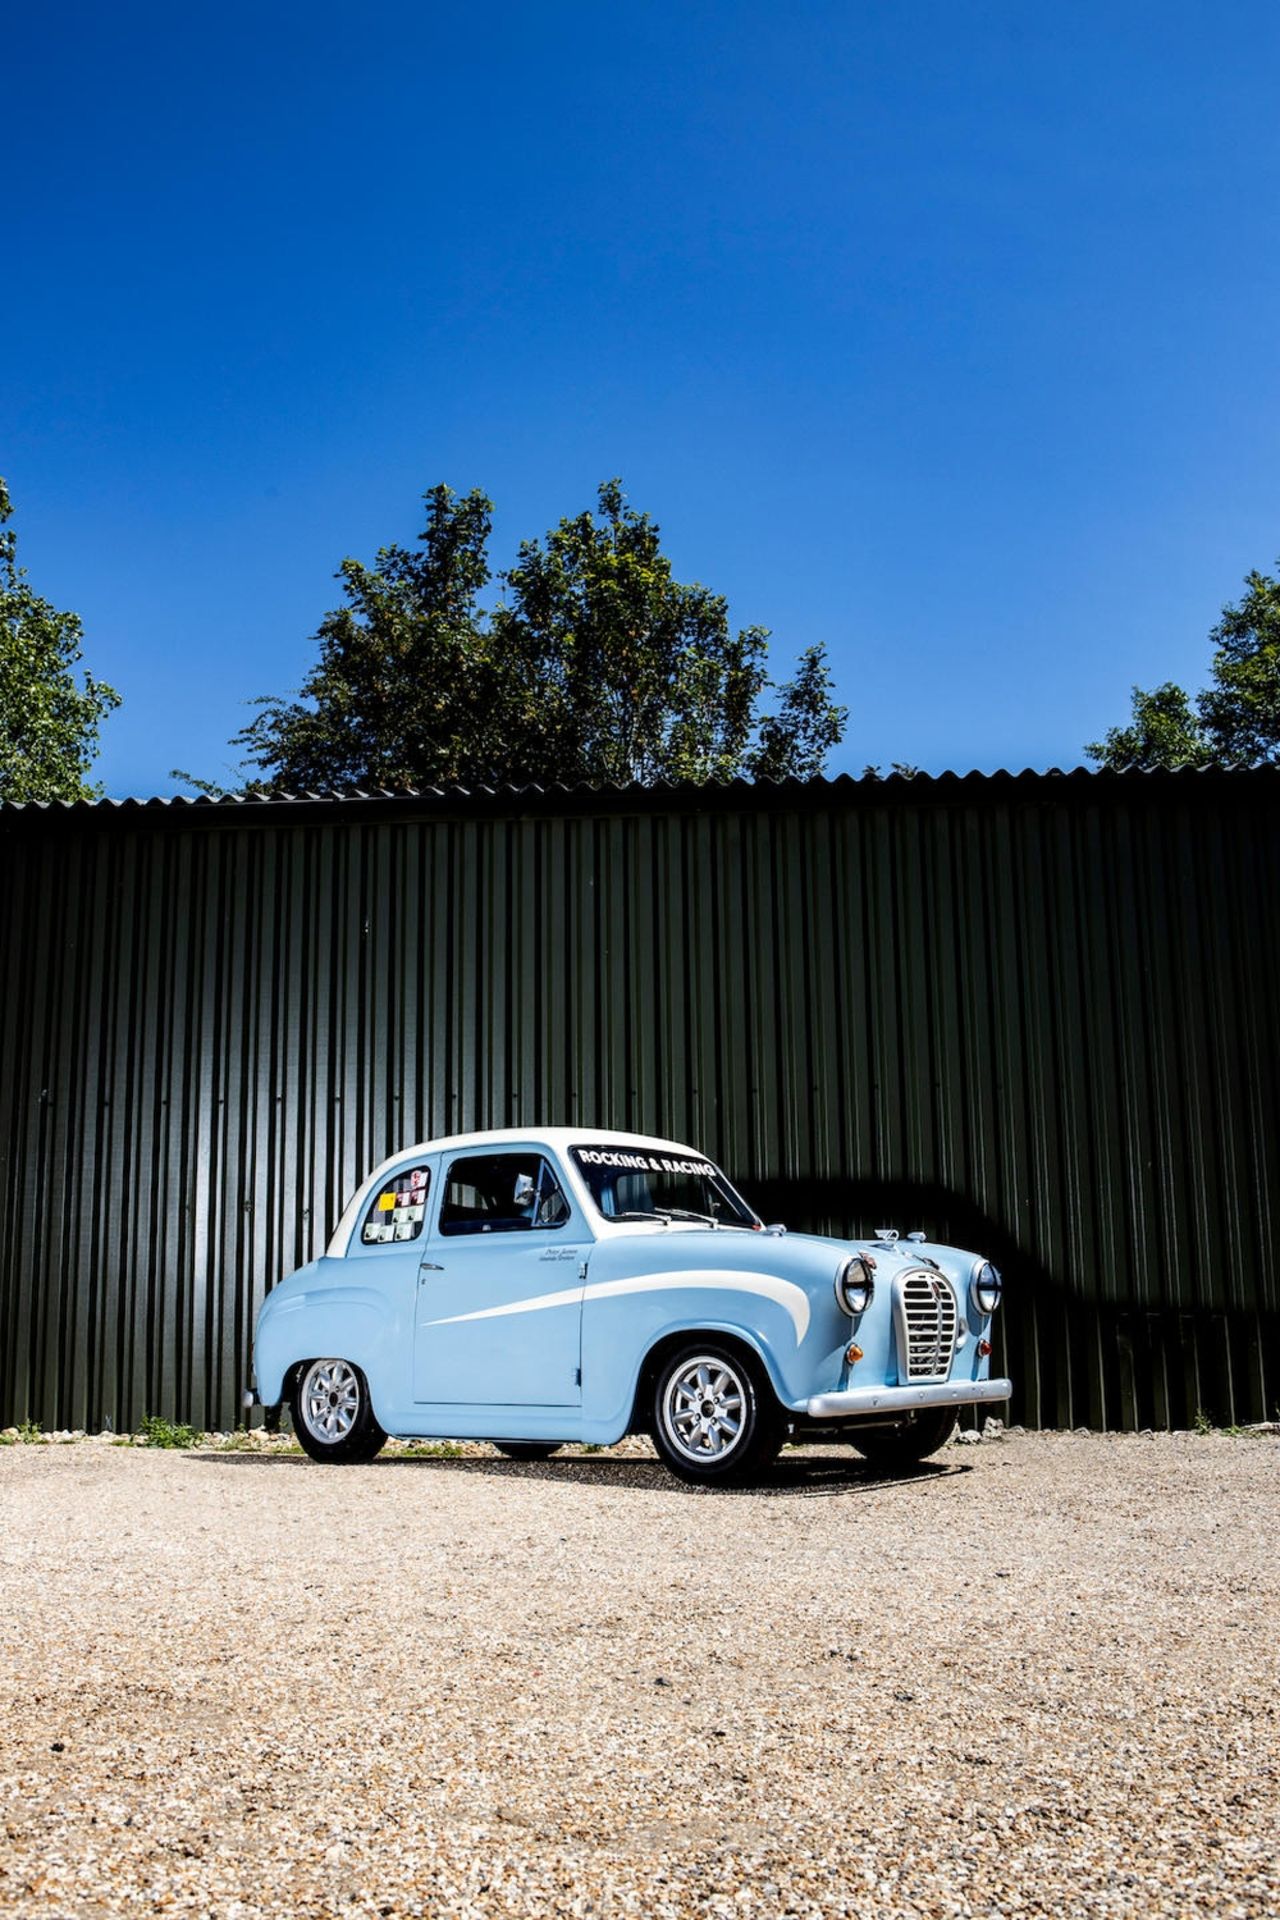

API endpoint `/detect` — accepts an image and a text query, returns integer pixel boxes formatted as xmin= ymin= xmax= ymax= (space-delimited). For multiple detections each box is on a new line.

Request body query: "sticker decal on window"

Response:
xmin=362 ymin=1167 xmax=430 ymax=1244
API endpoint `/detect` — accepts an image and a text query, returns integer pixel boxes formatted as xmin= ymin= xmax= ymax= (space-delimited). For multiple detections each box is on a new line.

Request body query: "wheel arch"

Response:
xmin=280 ymin=1357 xmax=308 ymax=1405
xmin=255 ymin=1289 xmax=392 ymax=1414
xmin=627 ymin=1323 xmax=788 ymax=1437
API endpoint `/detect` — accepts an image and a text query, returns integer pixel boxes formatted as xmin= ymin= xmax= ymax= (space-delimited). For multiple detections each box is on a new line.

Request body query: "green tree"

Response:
xmin=1087 ymin=559 xmax=1280 ymax=770
xmin=217 ymin=480 xmax=846 ymax=793
xmin=1085 ymin=681 xmax=1212 ymax=771
xmin=749 ymin=646 xmax=849 ymax=780
xmin=227 ymin=484 xmax=502 ymax=792
xmin=0 ymin=480 xmax=121 ymax=802
xmin=1198 ymin=564 xmax=1280 ymax=764
xmin=491 ymin=480 xmax=846 ymax=783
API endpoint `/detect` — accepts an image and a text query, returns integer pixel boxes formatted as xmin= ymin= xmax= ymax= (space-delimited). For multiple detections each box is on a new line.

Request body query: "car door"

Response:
xmin=413 ymin=1147 xmax=588 ymax=1406
xmin=344 ymin=1155 xmax=439 ymax=1405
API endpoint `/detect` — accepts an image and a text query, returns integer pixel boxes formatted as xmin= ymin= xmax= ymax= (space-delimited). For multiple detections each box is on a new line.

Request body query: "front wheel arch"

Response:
xmin=647 ymin=1336 xmax=787 ymax=1485
xmin=628 ymin=1327 xmax=786 ymax=1439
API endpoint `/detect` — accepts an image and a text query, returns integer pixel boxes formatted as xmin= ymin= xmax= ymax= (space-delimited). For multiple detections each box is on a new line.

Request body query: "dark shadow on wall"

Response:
xmin=751 ymin=1174 xmax=1278 ymax=1433
xmin=749 ymin=1172 xmax=1031 ymax=1269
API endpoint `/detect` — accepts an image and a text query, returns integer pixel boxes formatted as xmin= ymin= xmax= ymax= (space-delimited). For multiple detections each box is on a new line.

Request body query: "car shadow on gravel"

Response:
xmin=448 ymin=1454 xmax=973 ymax=1498
xmin=192 ymin=1451 xmax=972 ymax=1498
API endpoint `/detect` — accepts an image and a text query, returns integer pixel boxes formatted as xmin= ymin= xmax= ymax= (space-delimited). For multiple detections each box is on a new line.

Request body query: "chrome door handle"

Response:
xmin=419 ymin=1263 xmax=444 ymax=1280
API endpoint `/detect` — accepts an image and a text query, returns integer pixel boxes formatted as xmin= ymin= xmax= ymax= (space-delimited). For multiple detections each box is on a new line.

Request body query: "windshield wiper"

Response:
xmin=603 ymin=1207 xmax=718 ymax=1227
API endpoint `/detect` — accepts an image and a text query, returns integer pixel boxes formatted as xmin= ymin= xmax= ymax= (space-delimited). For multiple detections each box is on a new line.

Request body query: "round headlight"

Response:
xmin=971 ymin=1260 xmax=1002 ymax=1315
xmin=836 ymin=1253 xmax=875 ymax=1316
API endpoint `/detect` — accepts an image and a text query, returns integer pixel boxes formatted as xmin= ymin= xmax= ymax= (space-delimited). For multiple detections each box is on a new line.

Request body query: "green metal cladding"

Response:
xmin=1 ymin=768 xmax=1276 ymax=1433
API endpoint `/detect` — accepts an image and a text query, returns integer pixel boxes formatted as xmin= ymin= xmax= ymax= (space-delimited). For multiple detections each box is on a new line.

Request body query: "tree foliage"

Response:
xmin=229 ymin=484 xmax=501 ymax=792
xmin=1198 ymin=565 xmax=1280 ymax=764
xmin=221 ymin=481 xmax=847 ymax=793
xmin=1087 ymin=561 xmax=1280 ymax=769
xmin=0 ymin=479 xmax=121 ymax=802
xmin=1084 ymin=681 xmax=1213 ymax=772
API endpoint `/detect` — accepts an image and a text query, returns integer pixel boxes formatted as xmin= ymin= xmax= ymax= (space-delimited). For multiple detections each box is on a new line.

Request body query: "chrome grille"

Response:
xmin=898 ymin=1270 xmax=958 ymax=1381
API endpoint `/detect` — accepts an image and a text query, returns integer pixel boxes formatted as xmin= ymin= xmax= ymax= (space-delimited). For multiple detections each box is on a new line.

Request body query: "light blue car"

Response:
xmin=249 ymin=1128 xmax=1011 ymax=1485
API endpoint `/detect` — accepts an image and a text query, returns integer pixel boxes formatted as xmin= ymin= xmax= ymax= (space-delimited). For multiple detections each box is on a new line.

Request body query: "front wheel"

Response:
xmin=847 ymin=1405 xmax=958 ymax=1469
xmin=292 ymin=1359 xmax=387 ymax=1464
xmin=651 ymin=1342 xmax=785 ymax=1487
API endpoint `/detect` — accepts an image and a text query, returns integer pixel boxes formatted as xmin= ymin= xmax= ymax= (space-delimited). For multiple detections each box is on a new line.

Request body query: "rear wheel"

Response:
xmin=651 ymin=1342 xmax=785 ymax=1487
xmin=847 ymin=1406 xmax=958 ymax=1469
xmin=493 ymin=1442 xmax=562 ymax=1461
xmin=292 ymin=1359 xmax=387 ymax=1464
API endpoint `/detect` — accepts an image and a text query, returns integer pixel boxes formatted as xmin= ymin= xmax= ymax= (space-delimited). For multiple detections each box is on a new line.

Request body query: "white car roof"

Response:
xmin=377 ymin=1124 xmax=705 ymax=1160
xmin=325 ymin=1126 xmax=712 ymax=1257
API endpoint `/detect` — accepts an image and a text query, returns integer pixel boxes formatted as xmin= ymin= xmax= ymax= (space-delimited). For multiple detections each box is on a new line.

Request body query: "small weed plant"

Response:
xmin=137 ymin=1413 xmax=201 ymax=1449
xmin=1192 ymin=1407 xmax=1213 ymax=1436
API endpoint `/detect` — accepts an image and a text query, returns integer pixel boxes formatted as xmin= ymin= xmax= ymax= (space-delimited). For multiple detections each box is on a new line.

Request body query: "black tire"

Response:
xmin=650 ymin=1340 xmax=785 ymax=1487
xmin=291 ymin=1358 xmax=387 ymax=1464
xmin=493 ymin=1442 xmax=562 ymax=1461
xmin=847 ymin=1406 xmax=958 ymax=1469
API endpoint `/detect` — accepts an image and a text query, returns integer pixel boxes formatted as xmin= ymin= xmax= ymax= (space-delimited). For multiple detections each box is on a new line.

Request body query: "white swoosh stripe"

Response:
xmin=423 ymin=1281 xmax=584 ymax=1326
xmin=421 ymin=1269 xmax=810 ymax=1342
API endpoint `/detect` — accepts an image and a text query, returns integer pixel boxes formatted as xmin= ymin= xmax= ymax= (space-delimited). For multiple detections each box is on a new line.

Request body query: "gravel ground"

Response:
xmin=0 ymin=1431 xmax=1276 ymax=1920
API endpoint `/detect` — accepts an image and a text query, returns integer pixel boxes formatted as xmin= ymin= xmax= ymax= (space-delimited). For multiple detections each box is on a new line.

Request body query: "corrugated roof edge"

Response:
xmin=1 ymin=763 xmax=1277 ymax=829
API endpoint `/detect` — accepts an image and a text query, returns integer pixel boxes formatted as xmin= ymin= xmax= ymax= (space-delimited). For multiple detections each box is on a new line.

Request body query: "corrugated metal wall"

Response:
xmin=2 ymin=771 xmax=1277 ymax=1432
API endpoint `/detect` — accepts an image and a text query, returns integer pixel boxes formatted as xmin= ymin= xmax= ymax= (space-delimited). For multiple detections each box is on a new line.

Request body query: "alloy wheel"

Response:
xmin=660 ymin=1354 xmax=746 ymax=1463
xmin=299 ymin=1359 xmax=361 ymax=1445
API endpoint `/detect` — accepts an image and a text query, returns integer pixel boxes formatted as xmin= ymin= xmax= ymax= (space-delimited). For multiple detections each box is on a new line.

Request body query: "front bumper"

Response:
xmin=805 ymin=1376 xmax=1013 ymax=1420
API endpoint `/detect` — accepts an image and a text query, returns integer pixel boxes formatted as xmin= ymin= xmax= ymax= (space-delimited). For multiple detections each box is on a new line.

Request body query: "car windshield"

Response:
xmin=570 ymin=1144 xmax=759 ymax=1227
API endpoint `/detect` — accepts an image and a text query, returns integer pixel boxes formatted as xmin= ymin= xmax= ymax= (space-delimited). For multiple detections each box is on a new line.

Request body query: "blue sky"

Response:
xmin=5 ymin=0 xmax=1279 ymax=794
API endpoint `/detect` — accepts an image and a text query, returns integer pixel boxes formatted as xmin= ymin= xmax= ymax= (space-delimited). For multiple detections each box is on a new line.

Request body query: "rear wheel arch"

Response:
xmin=290 ymin=1356 xmax=387 ymax=1464
xmin=277 ymin=1335 xmax=388 ymax=1426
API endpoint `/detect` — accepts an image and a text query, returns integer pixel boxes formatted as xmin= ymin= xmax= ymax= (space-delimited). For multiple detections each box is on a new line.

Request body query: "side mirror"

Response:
xmin=513 ymin=1172 xmax=537 ymax=1206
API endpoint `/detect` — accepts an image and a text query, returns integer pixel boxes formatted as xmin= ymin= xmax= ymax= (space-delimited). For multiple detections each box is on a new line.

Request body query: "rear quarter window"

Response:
xmin=361 ymin=1166 xmax=431 ymax=1244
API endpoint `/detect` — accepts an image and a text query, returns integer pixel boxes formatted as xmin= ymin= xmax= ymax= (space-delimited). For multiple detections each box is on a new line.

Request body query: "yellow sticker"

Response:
xmin=378 ymin=1192 xmax=395 ymax=1211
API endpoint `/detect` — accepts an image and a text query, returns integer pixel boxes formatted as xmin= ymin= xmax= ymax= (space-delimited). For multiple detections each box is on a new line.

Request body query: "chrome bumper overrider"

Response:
xmin=805 ymin=1377 xmax=1013 ymax=1420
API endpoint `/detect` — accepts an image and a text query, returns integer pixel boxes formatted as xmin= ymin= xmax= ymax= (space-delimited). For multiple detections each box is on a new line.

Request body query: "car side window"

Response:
xmin=438 ymin=1153 xmax=570 ymax=1235
xmin=361 ymin=1166 xmax=431 ymax=1244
